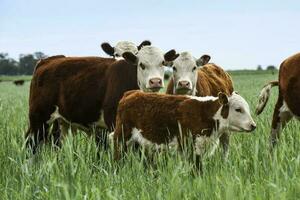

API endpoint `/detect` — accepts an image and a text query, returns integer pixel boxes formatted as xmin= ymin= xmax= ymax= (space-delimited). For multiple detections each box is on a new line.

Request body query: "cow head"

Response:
xmin=122 ymin=46 xmax=179 ymax=92
xmin=101 ymin=40 xmax=151 ymax=59
xmin=168 ymin=52 xmax=210 ymax=95
xmin=216 ymin=92 xmax=256 ymax=133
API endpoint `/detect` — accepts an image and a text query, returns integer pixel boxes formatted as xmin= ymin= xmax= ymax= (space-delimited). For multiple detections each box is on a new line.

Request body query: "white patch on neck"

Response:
xmin=187 ymin=95 xmax=218 ymax=102
xmin=114 ymin=57 xmax=124 ymax=61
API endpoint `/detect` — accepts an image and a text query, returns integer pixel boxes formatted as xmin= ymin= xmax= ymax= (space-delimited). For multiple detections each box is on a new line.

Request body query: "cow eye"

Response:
xmin=235 ymin=108 xmax=242 ymax=113
xmin=172 ymin=66 xmax=177 ymax=72
xmin=192 ymin=66 xmax=197 ymax=71
xmin=140 ymin=63 xmax=146 ymax=70
xmin=115 ymin=54 xmax=119 ymax=57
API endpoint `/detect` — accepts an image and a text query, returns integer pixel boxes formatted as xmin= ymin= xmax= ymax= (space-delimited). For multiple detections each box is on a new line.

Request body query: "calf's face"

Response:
xmin=170 ymin=52 xmax=210 ymax=95
xmin=123 ymin=46 xmax=179 ymax=92
xmin=218 ymin=92 xmax=256 ymax=132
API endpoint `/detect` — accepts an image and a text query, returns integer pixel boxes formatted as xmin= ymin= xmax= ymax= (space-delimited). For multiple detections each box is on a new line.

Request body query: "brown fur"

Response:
xmin=27 ymin=56 xmax=139 ymax=152
xmin=113 ymin=91 xmax=225 ymax=162
xmin=166 ymin=63 xmax=233 ymax=96
xmin=34 ymin=55 xmax=66 ymax=72
xmin=279 ymin=53 xmax=300 ymax=117
xmin=166 ymin=63 xmax=233 ymax=157
xmin=271 ymin=53 xmax=300 ymax=146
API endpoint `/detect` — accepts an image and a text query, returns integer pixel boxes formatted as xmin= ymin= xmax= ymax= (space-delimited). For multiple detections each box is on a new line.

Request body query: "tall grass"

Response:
xmin=0 ymin=71 xmax=299 ymax=200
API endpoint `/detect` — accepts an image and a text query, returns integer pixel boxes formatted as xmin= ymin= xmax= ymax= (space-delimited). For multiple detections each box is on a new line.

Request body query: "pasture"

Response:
xmin=0 ymin=70 xmax=299 ymax=200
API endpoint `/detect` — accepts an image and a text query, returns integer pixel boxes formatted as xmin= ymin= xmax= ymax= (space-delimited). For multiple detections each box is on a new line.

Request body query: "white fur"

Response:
xmin=171 ymin=52 xmax=198 ymax=95
xmin=188 ymin=95 xmax=218 ymax=102
xmin=256 ymin=83 xmax=273 ymax=114
xmin=127 ymin=127 xmax=178 ymax=150
xmin=213 ymin=93 xmax=256 ymax=132
xmin=136 ymin=46 xmax=165 ymax=91
xmin=114 ymin=41 xmax=138 ymax=57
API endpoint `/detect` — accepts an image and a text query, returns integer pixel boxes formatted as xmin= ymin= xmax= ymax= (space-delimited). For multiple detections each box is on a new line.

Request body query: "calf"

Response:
xmin=26 ymin=45 xmax=178 ymax=153
xmin=101 ymin=40 xmax=151 ymax=59
xmin=166 ymin=52 xmax=234 ymax=158
xmin=112 ymin=90 xmax=256 ymax=171
xmin=256 ymin=52 xmax=300 ymax=147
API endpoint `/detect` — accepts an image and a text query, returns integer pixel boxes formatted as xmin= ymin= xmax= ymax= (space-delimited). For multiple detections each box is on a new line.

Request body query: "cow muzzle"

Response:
xmin=176 ymin=80 xmax=192 ymax=94
xmin=148 ymin=78 xmax=163 ymax=91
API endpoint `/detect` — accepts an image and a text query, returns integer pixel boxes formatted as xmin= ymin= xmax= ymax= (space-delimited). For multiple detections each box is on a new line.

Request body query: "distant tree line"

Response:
xmin=256 ymin=65 xmax=277 ymax=71
xmin=0 ymin=52 xmax=47 ymax=75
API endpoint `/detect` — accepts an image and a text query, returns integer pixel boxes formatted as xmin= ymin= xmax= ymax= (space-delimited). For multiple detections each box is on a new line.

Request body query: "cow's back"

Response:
xmin=279 ymin=52 xmax=300 ymax=116
xmin=29 ymin=56 xmax=115 ymax=126
xmin=196 ymin=64 xmax=233 ymax=97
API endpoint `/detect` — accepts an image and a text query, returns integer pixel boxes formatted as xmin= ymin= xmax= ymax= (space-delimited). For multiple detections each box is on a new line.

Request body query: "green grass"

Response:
xmin=0 ymin=71 xmax=299 ymax=200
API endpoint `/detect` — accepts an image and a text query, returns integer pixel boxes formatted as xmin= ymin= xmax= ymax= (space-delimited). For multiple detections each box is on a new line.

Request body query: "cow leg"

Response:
xmin=26 ymin=113 xmax=50 ymax=154
xmin=270 ymin=96 xmax=293 ymax=148
xmin=95 ymin=128 xmax=109 ymax=150
xmin=49 ymin=120 xmax=62 ymax=147
xmin=193 ymin=136 xmax=207 ymax=174
xmin=113 ymin=124 xmax=131 ymax=161
xmin=219 ymin=132 xmax=230 ymax=160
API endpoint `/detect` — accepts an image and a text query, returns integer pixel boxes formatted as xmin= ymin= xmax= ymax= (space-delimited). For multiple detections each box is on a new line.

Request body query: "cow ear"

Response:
xmin=218 ymin=92 xmax=229 ymax=105
xmin=164 ymin=49 xmax=179 ymax=62
xmin=122 ymin=52 xmax=138 ymax=65
xmin=196 ymin=54 xmax=210 ymax=67
xmin=101 ymin=42 xmax=115 ymax=56
xmin=137 ymin=40 xmax=151 ymax=50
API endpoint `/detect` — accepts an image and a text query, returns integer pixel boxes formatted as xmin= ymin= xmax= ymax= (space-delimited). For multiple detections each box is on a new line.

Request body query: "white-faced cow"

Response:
xmin=166 ymin=52 xmax=235 ymax=158
xmin=101 ymin=40 xmax=151 ymax=59
xmin=26 ymin=43 xmax=178 ymax=153
xmin=112 ymin=90 xmax=256 ymax=171
xmin=256 ymin=52 xmax=300 ymax=147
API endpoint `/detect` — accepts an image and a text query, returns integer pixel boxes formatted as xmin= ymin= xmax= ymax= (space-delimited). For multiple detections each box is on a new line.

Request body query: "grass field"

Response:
xmin=0 ymin=71 xmax=299 ymax=200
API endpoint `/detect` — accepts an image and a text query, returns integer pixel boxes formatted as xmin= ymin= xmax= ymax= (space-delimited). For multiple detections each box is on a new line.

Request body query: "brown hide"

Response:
xmin=166 ymin=63 xmax=233 ymax=96
xmin=27 ymin=56 xmax=139 ymax=150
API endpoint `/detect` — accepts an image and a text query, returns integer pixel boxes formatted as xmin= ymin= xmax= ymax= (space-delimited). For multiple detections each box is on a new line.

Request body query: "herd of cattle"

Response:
xmin=18 ymin=40 xmax=299 ymax=171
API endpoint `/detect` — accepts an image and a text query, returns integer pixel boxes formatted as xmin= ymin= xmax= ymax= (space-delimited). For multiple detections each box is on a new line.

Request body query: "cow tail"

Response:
xmin=255 ymin=81 xmax=279 ymax=115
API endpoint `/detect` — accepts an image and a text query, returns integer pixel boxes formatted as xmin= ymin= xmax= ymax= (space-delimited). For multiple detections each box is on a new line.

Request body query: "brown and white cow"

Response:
xmin=165 ymin=52 xmax=234 ymax=158
xmin=112 ymin=90 xmax=256 ymax=171
xmin=101 ymin=40 xmax=151 ymax=59
xmin=256 ymin=52 xmax=300 ymax=147
xmin=26 ymin=44 xmax=178 ymax=153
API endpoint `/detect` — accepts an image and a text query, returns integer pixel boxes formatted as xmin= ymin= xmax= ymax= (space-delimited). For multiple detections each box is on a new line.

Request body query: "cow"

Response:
xmin=13 ymin=80 xmax=25 ymax=86
xmin=112 ymin=90 xmax=256 ymax=172
xmin=165 ymin=52 xmax=234 ymax=158
xmin=256 ymin=52 xmax=300 ymax=147
xmin=26 ymin=45 xmax=179 ymax=153
xmin=101 ymin=40 xmax=151 ymax=59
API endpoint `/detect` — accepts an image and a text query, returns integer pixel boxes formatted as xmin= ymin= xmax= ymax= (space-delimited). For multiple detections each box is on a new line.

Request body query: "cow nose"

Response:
xmin=178 ymin=81 xmax=190 ymax=89
xmin=149 ymin=78 xmax=162 ymax=88
xmin=250 ymin=124 xmax=256 ymax=131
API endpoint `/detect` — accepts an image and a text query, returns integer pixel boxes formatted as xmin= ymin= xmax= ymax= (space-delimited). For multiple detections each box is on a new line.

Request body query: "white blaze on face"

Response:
xmin=114 ymin=41 xmax=138 ymax=58
xmin=172 ymin=52 xmax=198 ymax=95
xmin=136 ymin=46 xmax=165 ymax=91
xmin=226 ymin=92 xmax=256 ymax=132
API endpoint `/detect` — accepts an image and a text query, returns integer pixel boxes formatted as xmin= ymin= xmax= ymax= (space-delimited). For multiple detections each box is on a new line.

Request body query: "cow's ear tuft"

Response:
xmin=164 ymin=49 xmax=179 ymax=62
xmin=101 ymin=42 xmax=115 ymax=56
xmin=218 ymin=92 xmax=229 ymax=105
xmin=137 ymin=40 xmax=151 ymax=50
xmin=122 ymin=52 xmax=138 ymax=65
xmin=196 ymin=54 xmax=211 ymax=67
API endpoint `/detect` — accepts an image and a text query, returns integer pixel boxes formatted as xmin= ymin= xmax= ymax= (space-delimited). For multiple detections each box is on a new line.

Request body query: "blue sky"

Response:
xmin=0 ymin=0 xmax=299 ymax=69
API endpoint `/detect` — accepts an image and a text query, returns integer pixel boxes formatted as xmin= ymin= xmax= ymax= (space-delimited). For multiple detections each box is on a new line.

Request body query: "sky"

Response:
xmin=0 ymin=0 xmax=299 ymax=70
